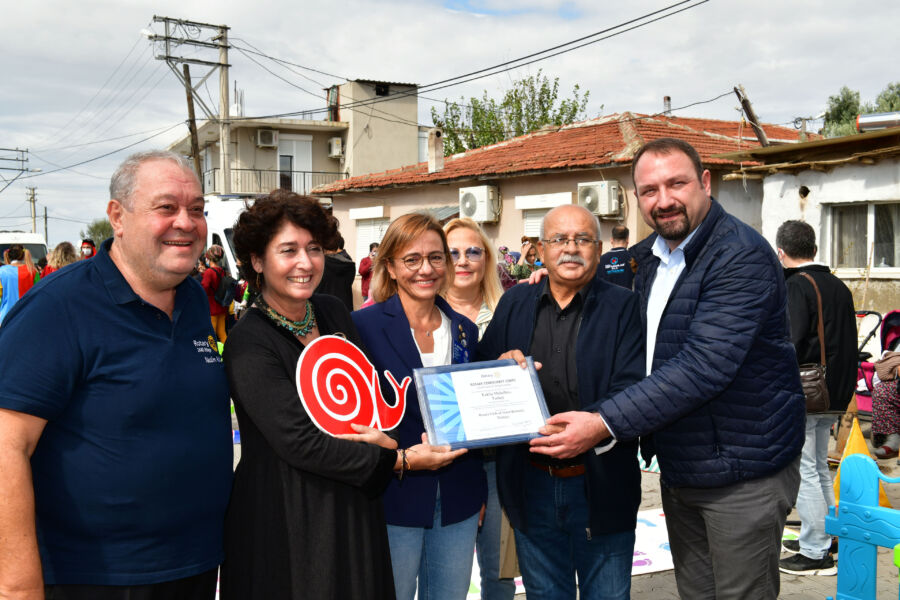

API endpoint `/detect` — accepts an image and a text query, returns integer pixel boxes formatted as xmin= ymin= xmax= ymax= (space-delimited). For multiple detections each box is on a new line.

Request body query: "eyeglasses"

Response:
xmin=541 ymin=236 xmax=598 ymax=248
xmin=449 ymin=247 xmax=484 ymax=263
xmin=395 ymin=253 xmax=447 ymax=271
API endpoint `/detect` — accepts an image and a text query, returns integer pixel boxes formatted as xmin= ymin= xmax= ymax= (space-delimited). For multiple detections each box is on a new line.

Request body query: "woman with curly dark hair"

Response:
xmin=220 ymin=190 xmax=462 ymax=600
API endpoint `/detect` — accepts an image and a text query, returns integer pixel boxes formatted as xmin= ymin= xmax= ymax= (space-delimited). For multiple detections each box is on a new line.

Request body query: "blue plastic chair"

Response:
xmin=825 ymin=453 xmax=900 ymax=599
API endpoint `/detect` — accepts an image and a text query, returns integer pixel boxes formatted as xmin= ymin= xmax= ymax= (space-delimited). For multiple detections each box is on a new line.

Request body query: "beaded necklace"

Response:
xmin=257 ymin=296 xmax=317 ymax=338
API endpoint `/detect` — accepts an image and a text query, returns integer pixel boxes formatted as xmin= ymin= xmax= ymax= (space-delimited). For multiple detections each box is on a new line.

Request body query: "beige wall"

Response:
xmin=341 ymin=81 xmax=419 ymax=177
xmin=331 ymin=168 xmax=649 ymax=264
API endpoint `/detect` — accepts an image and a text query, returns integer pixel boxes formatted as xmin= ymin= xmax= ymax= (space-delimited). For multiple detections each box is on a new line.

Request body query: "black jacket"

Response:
xmin=477 ymin=276 xmax=645 ymax=535
xmin=784 ymin=264 xmax=857 ymax=413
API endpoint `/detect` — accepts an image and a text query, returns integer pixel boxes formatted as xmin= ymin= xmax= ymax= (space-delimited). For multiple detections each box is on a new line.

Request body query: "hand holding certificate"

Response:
xmin=413 ymin=358 xmax=550 ymax=449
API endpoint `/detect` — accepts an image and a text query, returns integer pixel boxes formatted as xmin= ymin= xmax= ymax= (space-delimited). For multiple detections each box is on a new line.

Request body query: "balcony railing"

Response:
xmin=202 ymin=168 xmax=348 ymax=195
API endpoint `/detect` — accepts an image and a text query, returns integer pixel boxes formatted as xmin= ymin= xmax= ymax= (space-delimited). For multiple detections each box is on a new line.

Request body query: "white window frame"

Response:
xmin=827 ymin=200 xmax=900 ymax=279
xmin=355 ymin=217 xmax=390 ymax=269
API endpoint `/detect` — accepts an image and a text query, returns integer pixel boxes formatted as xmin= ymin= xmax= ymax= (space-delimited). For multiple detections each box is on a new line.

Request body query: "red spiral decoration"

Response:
xmin=296 ymin=335 xmax=384 ymax=435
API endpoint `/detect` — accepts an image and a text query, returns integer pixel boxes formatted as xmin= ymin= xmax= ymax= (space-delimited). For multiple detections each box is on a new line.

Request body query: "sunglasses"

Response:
xmin=449 ymin=247 xmax=485 ymax=263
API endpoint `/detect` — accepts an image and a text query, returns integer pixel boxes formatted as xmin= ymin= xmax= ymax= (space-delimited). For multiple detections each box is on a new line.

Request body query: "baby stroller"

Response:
xmin=857 ymin=309 xmax=900 ymax=416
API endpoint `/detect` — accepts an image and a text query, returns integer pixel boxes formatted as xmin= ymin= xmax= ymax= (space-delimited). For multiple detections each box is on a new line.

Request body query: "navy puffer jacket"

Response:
xmin=598 ymin=199 xmax=805 ymax=489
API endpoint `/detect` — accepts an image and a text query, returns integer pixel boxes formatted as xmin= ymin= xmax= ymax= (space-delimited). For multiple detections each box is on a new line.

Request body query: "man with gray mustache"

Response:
xmin=478 ymin=204 xmax=645 ymax=600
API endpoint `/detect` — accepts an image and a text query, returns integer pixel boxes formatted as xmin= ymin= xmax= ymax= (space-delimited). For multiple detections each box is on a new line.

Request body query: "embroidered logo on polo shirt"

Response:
xmin=193 ymin=338 xmax=223 ymax=364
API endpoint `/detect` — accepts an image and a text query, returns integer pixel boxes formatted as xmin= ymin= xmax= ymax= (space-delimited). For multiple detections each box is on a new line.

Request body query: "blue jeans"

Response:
xmin=797 ymin=414 xmax=836 ymax=559
xmin=476 ymin=459 xmax=515 ymax=600
xmin=387 ymin=494 xmax=479 ymax=600
xmin=514 ymin=465 xmax=634 ymax=600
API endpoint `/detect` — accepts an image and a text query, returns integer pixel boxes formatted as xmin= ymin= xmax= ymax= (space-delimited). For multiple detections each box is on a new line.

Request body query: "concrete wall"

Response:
xmin=758 ymin=158 xmax=900 ymax=315
xmin=341 ymin=81 xmax=419 ymax=177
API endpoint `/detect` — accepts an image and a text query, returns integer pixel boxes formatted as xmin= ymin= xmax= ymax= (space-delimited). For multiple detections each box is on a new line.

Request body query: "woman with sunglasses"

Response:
xmin=352 ymin=212 xmax=486 ymax=600
xmin=443 ymin=218 xmax=515 ymax=600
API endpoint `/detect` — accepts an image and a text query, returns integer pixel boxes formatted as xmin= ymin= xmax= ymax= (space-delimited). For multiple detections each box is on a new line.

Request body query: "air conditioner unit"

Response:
xmin=459 ymin=185 xmax=499 ymax=223
xmin=328 ymin=137 xmax=343 ymax=158
xmin=257 ymin=129 xmax=278 ymax=148
xmin=577 ymin=180 xmax=621 ymax=217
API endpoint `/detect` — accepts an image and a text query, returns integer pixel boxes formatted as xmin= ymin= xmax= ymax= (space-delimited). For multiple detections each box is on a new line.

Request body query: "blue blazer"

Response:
xmin=352 ymin=294 xmax=486 ymax=527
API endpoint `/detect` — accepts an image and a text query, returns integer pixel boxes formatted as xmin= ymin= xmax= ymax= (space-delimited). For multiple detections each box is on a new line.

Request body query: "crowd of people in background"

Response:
xmin=0 ymin=238 xmax=96 ymax=323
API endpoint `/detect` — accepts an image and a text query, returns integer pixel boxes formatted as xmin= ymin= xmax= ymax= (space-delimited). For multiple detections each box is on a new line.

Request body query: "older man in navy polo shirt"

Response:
xmin=0 ymin=150 xmax=232 ymax=600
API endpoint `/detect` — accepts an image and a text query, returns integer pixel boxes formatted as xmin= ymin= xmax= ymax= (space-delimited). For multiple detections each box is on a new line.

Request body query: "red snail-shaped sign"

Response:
xmin=295 ymin=335 xmax=410 ymax=436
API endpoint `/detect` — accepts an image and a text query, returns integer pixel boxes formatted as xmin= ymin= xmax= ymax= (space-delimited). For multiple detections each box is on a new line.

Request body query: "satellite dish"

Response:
xmin=461 ymin=192 xmax=478 ymax=217
xmin=579 ymin=187 xmax=599 ymax=213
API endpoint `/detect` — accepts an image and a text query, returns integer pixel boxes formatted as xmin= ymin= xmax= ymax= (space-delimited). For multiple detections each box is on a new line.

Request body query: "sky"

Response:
xmin=1 ymin=0 xmax=898 ymax=246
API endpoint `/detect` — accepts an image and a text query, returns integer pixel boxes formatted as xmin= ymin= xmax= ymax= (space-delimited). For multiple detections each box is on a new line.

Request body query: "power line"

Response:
xmin=18 ymin=122 xmax=186 ymax=181
xmin=33 ymin=124 xmax=184 ymax=153
xmin=228 ymin=0 xmax=710 ymax=122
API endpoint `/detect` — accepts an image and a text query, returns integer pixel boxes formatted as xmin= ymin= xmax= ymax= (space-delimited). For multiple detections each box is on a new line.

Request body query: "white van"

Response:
xmin=204 ymin=195 xmax=254 ymax=278
xmin=0 ymin=231 xmax=48 ymax=264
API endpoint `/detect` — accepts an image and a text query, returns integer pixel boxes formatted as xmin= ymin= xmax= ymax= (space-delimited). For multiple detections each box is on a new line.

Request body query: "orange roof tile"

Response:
xmin=313 ymin=112 xmax=811 ymax=194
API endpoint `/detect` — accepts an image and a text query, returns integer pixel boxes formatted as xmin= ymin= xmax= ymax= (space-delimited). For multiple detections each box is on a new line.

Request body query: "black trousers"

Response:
xmin=45 ymin=568 xmax=217 ymax=600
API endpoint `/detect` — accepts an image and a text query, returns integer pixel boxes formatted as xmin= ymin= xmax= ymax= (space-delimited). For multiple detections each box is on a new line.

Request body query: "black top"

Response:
xmin=784 ymin=264 xmax=858 ymax=412
xmin=597 ymin=247 xmax=634 ymax=289
xmin=316 ymin=249 xmax=356 ymax=311
xmin=221 ymin=295 xmax=397 ymax=599
xmin=530 ymin=283 xmax=589 ymax=467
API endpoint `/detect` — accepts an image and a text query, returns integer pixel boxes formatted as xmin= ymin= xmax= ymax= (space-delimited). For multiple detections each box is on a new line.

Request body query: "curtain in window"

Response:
xmin=832 ymin=204 xmax=867 ymax=268
xmin=874 ymin=203 xmax=900 ymax=268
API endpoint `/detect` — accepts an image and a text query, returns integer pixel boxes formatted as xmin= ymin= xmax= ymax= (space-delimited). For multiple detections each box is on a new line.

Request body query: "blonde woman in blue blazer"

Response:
xmin=352 ymin=213 xmax=486 ymax=600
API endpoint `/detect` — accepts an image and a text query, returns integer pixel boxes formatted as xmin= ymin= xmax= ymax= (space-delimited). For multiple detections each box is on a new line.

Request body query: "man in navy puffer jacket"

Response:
xmin=531 ymin=138 xmax=804 ymax=599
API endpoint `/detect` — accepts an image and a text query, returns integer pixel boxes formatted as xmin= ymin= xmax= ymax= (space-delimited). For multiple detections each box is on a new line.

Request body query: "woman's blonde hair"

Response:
xmin=370 ymin=212 xmax=452 ymax=304
xmin=47 ymin=242 xmax=78 ymax=269
xmin=443 ymin=217 xmax=503 ymax=312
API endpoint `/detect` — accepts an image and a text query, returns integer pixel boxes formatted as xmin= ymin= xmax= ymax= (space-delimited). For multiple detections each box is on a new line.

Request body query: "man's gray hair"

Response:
xmin=539 ymin=204 xmax=601 ymax=240
xmin=109 ymin=150 xmax=197 ymax=208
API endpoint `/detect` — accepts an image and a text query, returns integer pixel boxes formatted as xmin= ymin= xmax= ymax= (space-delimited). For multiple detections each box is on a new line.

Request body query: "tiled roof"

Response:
xmin=313 ymin=112 xmax=812 ymax=194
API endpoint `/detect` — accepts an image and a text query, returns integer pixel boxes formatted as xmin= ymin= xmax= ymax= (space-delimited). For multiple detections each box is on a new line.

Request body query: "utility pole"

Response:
xmin=26 ymin=187 xmax=37 ymax=234
xmin=44 ymin=206 xmax=48 ymax=244
xmin=0 ymin=148 xmax=30 ymax=195
xmin=147 ymin=16 xmax=231 ymax=191
xmin=182 ymin=64 xmax=203 ymax=177
xmin=733 ymin=85 xmax=769 ymax=147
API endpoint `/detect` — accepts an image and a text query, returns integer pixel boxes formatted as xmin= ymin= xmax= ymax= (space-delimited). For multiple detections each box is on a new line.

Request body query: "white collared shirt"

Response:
xmin=645 ymin=229 xmax=698 ymax=376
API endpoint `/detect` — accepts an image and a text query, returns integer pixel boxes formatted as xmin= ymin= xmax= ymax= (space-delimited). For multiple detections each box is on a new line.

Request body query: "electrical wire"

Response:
xmin=17 ymin=122 xmax=186 ymax=181
xmin=32 ymin=30 xmax=149 ymax=147
xmin=229 ymin=0 xmax=709 ymax=122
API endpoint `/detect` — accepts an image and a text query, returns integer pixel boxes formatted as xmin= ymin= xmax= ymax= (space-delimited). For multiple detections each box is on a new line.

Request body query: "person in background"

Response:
xmin=221 ymin=191 xmax=463 ymax=599
xmin=442 ymin=217 xmax=513 ymax=600
xmin=0 ymin=245 xmax=38 ymax=323
xmin=509 ymin=237 xmax=539 ymax=280
xmin=353 ymin=212 xmax=485 ymax=600
xmin=42 ymin=242 xmax=78 ymax=278
xmin=776 ymin=219 xmax=856 ymax=577
xmin=597 ymin=224 xmax=634 ymax=289
xmin=478 ymin=205 xmax=645 ymax=600
xmin=202 ymin=244 xmax=230 ymax=344
xmin=80 ymin=239 xmax=97 ymax=259
xmin=316 ymin=233 xmax=355 ymax=311
xmin=359 ymin=242 xmax=379 ymax=302
xmin=0 ymin=149 xmax=232 ymax=599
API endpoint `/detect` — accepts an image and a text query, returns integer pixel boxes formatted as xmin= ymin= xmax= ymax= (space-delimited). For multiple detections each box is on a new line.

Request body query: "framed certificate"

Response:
xmin=413 ymin=358 xmax=550 ymax=449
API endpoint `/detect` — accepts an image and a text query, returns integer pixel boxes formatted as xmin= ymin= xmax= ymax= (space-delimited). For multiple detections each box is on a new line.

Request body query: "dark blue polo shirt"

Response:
xmin=597 ymin=247 xmax=634 ymax=289
xmin=0 ymin=239 xmax=232 ymax=585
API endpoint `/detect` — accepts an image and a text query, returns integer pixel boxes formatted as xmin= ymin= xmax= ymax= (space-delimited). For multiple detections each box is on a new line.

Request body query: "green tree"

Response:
xmin=874 ymin=82 xmax=900 ymax=112
xmin=79 ymin=218 xmax=113 ymax=243
xmin=431 ymin=70 xmax=592 ymax=156
xmin=823 ymin=81 xmax=900 ymax=137
xmin=824 ymin=86 xmax=862 ymax=137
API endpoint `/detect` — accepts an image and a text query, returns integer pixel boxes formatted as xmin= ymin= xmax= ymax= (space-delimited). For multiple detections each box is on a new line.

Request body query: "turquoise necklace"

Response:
xmin=257 ymin=296 xmax=317 ymax=337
